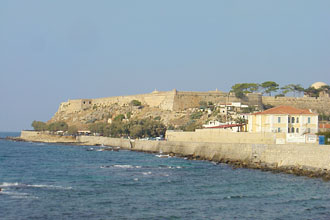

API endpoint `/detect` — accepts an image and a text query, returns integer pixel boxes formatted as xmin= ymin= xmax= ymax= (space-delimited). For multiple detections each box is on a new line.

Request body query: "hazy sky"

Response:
xmin=1 ymin=0 xmax=329 ymax=131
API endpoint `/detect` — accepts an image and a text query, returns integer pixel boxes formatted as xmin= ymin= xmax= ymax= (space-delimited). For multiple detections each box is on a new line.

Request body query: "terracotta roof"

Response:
xmin=319 ymin=124 xmax=330 ymax=129
xmin=253 ymin=105 xmax=316 ymax=115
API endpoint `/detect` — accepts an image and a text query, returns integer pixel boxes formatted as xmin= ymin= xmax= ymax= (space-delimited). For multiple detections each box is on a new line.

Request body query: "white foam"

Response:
xmin=0 ymin=182 xmax=72 ymax=190
xmin=26 ymin=184 xmax=72 ymax=190
xmin=113 ymin=165 xmax=134 ymax=169
xmin=142 ymin=172 xmax=152 ymax=175
xmin=155 ymin=154 xmax=170 ymax=158
xmin=0 ymin=182 xmax=20 ymax=187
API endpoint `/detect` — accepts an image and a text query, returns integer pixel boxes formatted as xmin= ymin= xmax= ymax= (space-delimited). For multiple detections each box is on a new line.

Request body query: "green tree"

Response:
xmin=48 ymin=121 xmax=68 ymax=132
xmin=246 ymin=83 xmax=260 ymax=93
xmin=281 ymin=84 xmax=295 ymax=96
xmin=293 ymin=84 xmax=305 ymax=96
xmin=261 ymin=81 xmax=279 ymax=96
xmin=304 ymin=87 xmax=319 ymax=97
xmin=282 ymin=84 xmax=305 ymax=97
xmin=67 ymin=125 xmax=78 ymax=136
xmin=31 ymin=120 xmax=48 ymax=131
xmin=231 ymin=83 xmax=260 ymax=98
xmin=88 ymin=122 xmax=107 ymax=135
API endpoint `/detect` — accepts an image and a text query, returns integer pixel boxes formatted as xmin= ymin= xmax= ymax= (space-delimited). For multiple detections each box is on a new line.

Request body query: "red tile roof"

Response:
xmin=319 ymin=124 xmax=330 ymax=129
xmin=253 ymin=105 xmax=317 ymax=115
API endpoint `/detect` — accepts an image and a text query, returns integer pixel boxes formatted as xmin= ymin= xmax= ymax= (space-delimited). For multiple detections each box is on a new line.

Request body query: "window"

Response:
xmin=278 ymin=128 xmax=281 ymax=132
xmin=288 ymin=127 xmax=290 ymax=133
xmin=296 ymin=117 xmax=299 ymax=123
xmin=307 ymin=128 xmax=311 ymax=133
xmin=308 ymin=117 xmax=311 ymax=123
xmin=278 ymin=117 xmax=281 ymax=123
xmin=89 ymin=101 xmax=91 ymax=104
xmin=291 ymin=127 xmax=295 ymax=133
xmin=288 ymin=117 xmax=290 ymax=123
xmin=83 ymin=101 xmax=86 ymax=104
xmin=296 ymin=128 xmax=299 ymax=133
xmin=292 ymin=117 xmax=295 ymax=123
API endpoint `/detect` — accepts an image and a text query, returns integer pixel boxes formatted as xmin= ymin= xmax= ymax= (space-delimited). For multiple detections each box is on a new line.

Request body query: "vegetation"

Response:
xmin=87 ymin=118 xmax=166 ymax=139
xmin=229 ymin=81 xmax=330 ymax=98
xmin=199 ymin=101 xmax=208 ymax=109
xmin=316 ymin=132 xmax=330 ymax=145
xmin=261 ymin=81 xmax=279 ymax=96
xmin=130 ymin=100 xmax=142 ymax=106
xmin=241 ymin=106 xmax=257 ymax=113
xmin=31 ymin=120 xmax=48 ymax=131
xmin=280 ymin=84 xmax=304 ymax=97
xmin=304 ymin=85 xmax=330 ymax=98
xmin=190 ymin=111 xmax=203 ymax=120
xmin=154 ymin=116 xmax=161 ymax=121
xmin=319 ymin=114 xmax=330 ymax=122
xmin=67 ymin=125 xmax=78 ymax=135
xmin=31 ymin=121 xmax=69 ymax=132
xmin=231 ymin=83 xmax=259 ymax=98
xmin=179 ymin=120 xmax=202 ymax=131
xmin=114 ymin=114 xmax=125 ymax=121
xmin=48 ymin=121 xmax=69 ymax=132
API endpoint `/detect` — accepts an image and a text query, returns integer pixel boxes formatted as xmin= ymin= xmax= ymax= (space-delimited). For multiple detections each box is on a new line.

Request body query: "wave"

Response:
xmin=26 ymin=184 xmax=72 ymax=190
xmin=0 ymin=190 xmax=39 ymax=200
xmin=0 ymin=182 xmax=20 ymax=187
xmin=101 ymin=165 xmax=142 ymax=169
xmin=0 ymin=182 xmax=72 ymax=190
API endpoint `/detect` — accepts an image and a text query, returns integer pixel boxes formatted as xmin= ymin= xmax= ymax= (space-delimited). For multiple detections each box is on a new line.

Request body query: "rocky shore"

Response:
xmin=131 ymin=149 xmax=330 ymax=181
xmin=8 ymin=131 xmax=330 ymax=181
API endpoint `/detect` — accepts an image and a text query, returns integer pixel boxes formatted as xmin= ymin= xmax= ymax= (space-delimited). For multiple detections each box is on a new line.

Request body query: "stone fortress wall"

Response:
xmin=55 ymin=89 xmax=330 ymax=115
xmin=262 ymin=96 xmax=330 ymax=114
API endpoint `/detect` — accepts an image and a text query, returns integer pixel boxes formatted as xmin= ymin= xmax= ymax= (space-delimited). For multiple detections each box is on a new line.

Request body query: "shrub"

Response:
xmin=190 ymin=112 xmax=203 ymax=120
xmin=114 ymin=114 xmax=125 ymax=121
xmin=131 ymin=100 xmax=142 ymax=106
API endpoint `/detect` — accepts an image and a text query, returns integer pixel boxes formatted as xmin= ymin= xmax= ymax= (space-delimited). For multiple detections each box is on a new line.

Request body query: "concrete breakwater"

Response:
xmin=18 ymin=131 xmax=330 ymax=180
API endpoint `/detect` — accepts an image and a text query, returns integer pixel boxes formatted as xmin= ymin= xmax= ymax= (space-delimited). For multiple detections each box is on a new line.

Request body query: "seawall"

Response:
xmin=17 ymin=131 xmax=330 ymax=180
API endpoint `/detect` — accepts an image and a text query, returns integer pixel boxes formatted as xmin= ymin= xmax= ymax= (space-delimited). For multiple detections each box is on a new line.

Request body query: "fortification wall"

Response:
xmin=172 ymin=91 xmax=262 ymax=111
xmin=54 ymin=90 xmax=264 ymax=114
xmin=262 ymin=96 xmax=330 ymax=114
xmin=56 ymin=90 xmax=176 ymax=114
xmin=54 ymin=90 xmax=330 ymax=118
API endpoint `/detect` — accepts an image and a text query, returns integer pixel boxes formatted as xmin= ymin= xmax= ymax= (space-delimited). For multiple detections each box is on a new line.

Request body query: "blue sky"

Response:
xmin=1 ymin=0 xmax=329 ymax=131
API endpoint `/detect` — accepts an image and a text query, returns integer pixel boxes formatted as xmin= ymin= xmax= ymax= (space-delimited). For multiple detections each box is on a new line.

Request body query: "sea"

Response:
xmin=1 ymin=132 xmax=330 ymax=220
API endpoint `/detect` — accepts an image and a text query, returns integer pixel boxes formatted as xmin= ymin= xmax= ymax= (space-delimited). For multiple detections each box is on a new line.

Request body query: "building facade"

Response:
xmin=247 ymin=106 xmax=318 ymax=135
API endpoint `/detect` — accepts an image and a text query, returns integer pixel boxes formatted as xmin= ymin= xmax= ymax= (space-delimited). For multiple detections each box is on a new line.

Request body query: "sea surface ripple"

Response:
xmin=1 ymin=132 xmax=330 ymax=220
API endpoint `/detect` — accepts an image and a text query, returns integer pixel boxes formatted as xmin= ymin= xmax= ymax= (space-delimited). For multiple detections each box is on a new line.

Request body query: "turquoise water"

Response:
xmin=1 ymin=132 xmax=330 ymax=220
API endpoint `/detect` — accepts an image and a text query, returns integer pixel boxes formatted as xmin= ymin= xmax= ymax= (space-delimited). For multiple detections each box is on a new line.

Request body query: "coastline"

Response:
xmin=7 ymin=131 xmax=330 ymax=181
